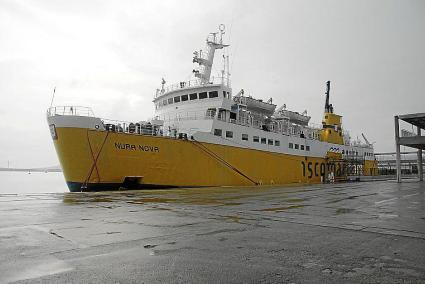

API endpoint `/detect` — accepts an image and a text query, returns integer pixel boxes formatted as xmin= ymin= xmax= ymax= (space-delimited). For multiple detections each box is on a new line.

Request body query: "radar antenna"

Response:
xmin=192 ymin=24 xmax=229 ymax=84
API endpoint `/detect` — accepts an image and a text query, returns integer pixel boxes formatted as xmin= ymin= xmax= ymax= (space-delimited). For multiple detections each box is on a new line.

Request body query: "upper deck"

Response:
xmin=154 ymin=77 xmax=231 ymax=101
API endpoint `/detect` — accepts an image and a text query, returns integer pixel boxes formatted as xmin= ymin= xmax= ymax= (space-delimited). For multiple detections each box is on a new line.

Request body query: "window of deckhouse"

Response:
xmin=181 ymin=94 xmax=188 ymax=101
xmin=163 ymin=99 xmax=168 ymax=106
xmin=306 ymin=145 xmax=310 ymax=151
xmin=223 ymin=91 xmax=226 ymax=98
xmin=301 ymin=145 xmax=305 ymax=150
xmin=226 ymin=131 xmax=233 ymax=138
xmin=242 ymin=134 xmax=248 ymax=141
xmin=168 ymin=98 xmax=173 ymax=104
xmin=261 ymin=138 xmax=266 ymax=144
xmin=214 ymin=129 xmax=222 ymax=137
xmin=174 ymin=96 xmax=181 ymax=103
xmin=189 ymin=93 xmax=198 ymax=100
xmin=253 ymin=136 xmax=259 ymax=142
xmin=289 ymin=143 xmax=294 ymax=149
xmin=199 ymin=92 xmax=208 ymax=99
xmin=295 ymin=144 xmax=299 ymax=150
xmin=275 ymin=140 xmax=280 ymax=146
xmin=209 ymin=91 xmax=219 ymax=98
xmin=268 ymin=139 xmax=273 ymax=145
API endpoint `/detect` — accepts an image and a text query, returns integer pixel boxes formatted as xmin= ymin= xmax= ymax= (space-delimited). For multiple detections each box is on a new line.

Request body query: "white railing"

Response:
xmin=101 ymin=118 xmax=162 ymax=136
xmin=47 ymin=106 xmax=323 ymax=141
xmin=47 ymin=106 xmax=95 ymax=117
xmin=154 ymin=77 xmax=231 ymax=99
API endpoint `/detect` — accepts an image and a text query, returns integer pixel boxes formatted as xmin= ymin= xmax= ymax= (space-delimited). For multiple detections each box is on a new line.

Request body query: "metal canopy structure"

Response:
xmin=394 ymin=113 xmax=424 ymax=182
xmin=399 ymin=113 xmax=425 ymax=131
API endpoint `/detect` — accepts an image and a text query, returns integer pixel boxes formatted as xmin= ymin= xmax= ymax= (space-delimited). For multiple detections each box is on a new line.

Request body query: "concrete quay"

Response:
xmin=1 ymin=180 xmax=425 ymax=283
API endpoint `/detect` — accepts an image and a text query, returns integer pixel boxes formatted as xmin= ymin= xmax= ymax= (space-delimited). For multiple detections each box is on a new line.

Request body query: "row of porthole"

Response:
xmin=215 ymin=129 xmax=314 ymax=152
xmin=343 ymin=150 xmax=373 ymax=157
xmin=289 ymin=143 xmax=310 ymax=151
xmin=214 ymin=129 xmax=281 ymax=146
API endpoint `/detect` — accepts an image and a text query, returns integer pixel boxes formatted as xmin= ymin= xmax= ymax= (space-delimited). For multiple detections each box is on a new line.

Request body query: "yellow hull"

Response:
xmin=53 ymin=127 xmax=375 ymax=192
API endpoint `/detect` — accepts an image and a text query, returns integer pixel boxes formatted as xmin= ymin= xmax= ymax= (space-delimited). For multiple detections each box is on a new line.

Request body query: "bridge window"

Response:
xmin=261 ymin=138 xmax=266 ymax=144
xmin=168 ymin=98 xmax=173 ymax=104
xmin=206 ymin=108 xmax=216 ymax=118
xmin=253 ymin=136 xmax=259 ymax=142
xmin=242 ymin=134 xmax=248 ymax=141
xmin=301 ymin=145 xmax=305 ymax=150
xmin=181 ymin=94 xmax=188 ymax=101
xmin=214 ymin=129 xmax=222 ymax=137
xmin=268 ymin=139 xmax=273 ymax=145
xmin=275 ymin=140 xmax=280 ymax=146
xmin=295 ymin=144 xmax=299 ymax=150
xmin=199 ymin=92 xmax=208 ymax=99
xmin=174 ymin=96 xmax=181 ymax=103
xmin=306 ymin=145 xmax=310 ymax=151
xmin=189 ymin=93 xmax=198 ymax=100
xmin=226 ymin=131 xmax=233 ymax=138
xmin=289 ymin=143 xmax=293 ymax=149
xmin=209 ymin=91 xmax=218 ymax=98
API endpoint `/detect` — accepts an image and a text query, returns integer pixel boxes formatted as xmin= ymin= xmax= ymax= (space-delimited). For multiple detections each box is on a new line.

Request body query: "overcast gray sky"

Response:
xmin=0 ymin=0 xmax=424 ymax=168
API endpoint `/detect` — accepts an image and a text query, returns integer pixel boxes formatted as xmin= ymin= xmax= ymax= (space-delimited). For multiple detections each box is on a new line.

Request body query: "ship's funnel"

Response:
xmin=324 ymin=80 xmax=331 ymax=113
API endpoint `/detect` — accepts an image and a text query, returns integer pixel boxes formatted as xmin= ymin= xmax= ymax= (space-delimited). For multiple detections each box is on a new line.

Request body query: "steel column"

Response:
xmin=418 ymin=127 xmax=423 ymax=181
xmin=395 ymin=116 xmax=402 ymax=182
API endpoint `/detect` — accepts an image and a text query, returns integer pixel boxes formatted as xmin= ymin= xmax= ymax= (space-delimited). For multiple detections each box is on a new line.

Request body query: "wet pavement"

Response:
xmin=1 ymin=180 xmax=425 ymax=283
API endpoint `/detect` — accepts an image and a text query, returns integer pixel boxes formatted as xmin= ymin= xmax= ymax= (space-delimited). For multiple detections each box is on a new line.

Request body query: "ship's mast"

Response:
xmin=192 ymin=24 xmax=229 ymax=84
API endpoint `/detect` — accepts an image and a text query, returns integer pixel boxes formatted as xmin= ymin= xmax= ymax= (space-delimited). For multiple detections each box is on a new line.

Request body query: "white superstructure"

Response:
xmin=151 ymin=25 xmax=375 ymax=163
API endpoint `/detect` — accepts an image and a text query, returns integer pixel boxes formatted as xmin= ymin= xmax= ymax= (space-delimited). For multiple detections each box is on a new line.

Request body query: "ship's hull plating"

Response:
xmin=52 ymin=127 xmax=377 ymax=192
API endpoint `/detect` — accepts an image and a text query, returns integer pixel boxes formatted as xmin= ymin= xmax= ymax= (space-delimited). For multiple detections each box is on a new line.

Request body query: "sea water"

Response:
xmin=0 ymin=171 xmax=68 ymax=194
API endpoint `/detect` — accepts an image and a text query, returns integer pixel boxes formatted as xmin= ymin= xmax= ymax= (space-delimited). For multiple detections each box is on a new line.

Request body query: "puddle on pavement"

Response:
xmin=128 ymin=197 xmax=178 ymax=204
xmin=61 ymin=184 xmax=313 ymax=208
xmin=224 ymin=215 xmax=241 ymax=223
xmin=258 ymin=204 xmax=305 ymax=212
xmin=336 ymin=208 xmax=356 ymax=214
xmin=378 ymin=213 xmax=399 ymax=219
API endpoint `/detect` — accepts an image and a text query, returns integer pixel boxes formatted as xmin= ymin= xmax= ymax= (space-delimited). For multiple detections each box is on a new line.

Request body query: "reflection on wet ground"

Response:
xmin=1 ymin=180 xmax=425 ymax=283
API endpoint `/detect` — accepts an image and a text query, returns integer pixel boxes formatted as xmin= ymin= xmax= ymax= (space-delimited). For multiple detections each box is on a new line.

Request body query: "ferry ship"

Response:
xmin=47 ymin=25 xmax=377 ymax=192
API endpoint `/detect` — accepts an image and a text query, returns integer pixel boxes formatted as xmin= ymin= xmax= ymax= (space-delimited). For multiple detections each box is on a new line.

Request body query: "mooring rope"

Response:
xmin=86 ymin=130 xmax=101 ymax=181
xmin=190 ymin=138 xmax=258 ymax=185
xmin=81 ymin=130 xmax=110 ymax=191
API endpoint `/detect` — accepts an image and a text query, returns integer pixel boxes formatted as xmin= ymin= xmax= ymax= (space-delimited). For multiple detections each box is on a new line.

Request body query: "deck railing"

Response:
xmin=47 ymin=106 xmax=324 ymax=141
xmin=101 ymin=118 xmax=161 ymax=136
xmin=47 ymin=106 xmax=95 ymax=117
xmin=154 ymin=77 xmax=231 ymax=99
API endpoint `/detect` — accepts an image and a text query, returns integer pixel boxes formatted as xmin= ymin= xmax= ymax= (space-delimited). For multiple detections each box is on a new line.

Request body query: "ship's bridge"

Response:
xmin=152 ymin=78 xmax=232 ymax=135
